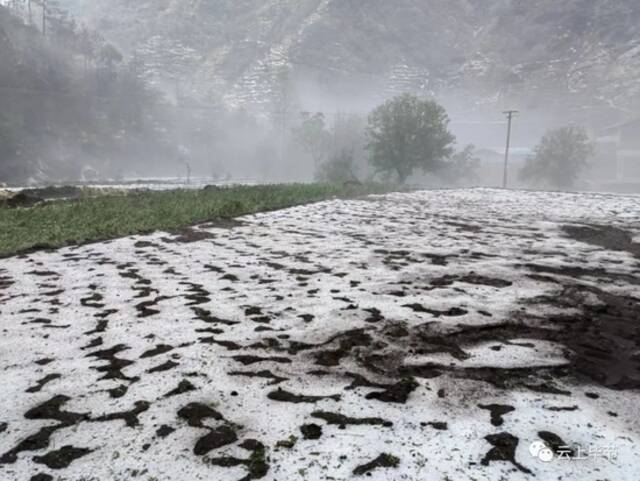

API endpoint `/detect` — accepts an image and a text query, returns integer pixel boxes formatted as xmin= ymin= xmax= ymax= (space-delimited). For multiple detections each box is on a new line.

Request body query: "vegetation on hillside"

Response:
xmin=520 ymin=126 xmax=595 ymax=189
xmin=365 ymin=94 xmax=459 ymax=184
xmin=0 ymin=3 xmax=166 ymax=183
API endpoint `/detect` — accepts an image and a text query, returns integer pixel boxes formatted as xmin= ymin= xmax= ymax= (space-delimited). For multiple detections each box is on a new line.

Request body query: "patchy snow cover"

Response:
xmin=1 ymin=188 xmax=639 ymax=481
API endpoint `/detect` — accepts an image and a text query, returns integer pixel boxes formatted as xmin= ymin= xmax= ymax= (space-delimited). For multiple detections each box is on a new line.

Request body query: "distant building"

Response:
xmin=473 ymin=147 xmax=533 ymax=187
xmin=596 ymin=118 xmax=640 ymax=181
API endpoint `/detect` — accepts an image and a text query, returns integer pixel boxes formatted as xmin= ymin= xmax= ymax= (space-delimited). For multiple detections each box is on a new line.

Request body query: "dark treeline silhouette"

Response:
xmin=0 ymin=3 xmax=289 ymax=185
xmin=0 ymin=3 xmax=168 ymax=183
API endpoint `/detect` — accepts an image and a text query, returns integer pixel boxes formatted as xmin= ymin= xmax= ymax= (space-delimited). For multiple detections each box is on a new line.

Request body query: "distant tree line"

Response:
xmin=294 ymin=94 xmax=480 ymax=185
xmin=0 ymin=2 xmax=167 ymax=183
xmin=0 ymin=0 xmax=596 ymax=189
xmin=519 ymin=126 xmax=595 ymax=189
xmin=295 ymin=93 xmax=595 ymax=190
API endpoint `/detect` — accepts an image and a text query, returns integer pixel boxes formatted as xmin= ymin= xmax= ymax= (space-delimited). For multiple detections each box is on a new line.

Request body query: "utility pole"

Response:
xmin=280 ymin=108 xmax=287 ymax=165
xmin=502 ymin=110 xmax=518 ymax=188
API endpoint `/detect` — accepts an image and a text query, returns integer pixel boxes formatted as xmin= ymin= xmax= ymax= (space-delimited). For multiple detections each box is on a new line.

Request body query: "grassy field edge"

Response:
xmin=0 ymin=183 xmax=397 ymax=258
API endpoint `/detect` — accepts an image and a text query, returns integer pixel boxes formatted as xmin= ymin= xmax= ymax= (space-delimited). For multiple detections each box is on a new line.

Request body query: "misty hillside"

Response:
xmin=64 ymin=0 xmax=640 ymax=123
xmin=0 ymin=3 xmax=178 ymax=183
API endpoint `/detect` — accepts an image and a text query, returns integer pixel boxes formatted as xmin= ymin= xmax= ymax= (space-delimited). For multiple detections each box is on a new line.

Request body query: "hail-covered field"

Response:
xmin=1 ymin=188 xmax=639 ymax=481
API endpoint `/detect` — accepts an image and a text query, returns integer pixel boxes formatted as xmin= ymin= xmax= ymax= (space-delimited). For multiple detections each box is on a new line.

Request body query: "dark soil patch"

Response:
xmin=365 ymin=378 xmax=419 ymax=404
xmin=311 ymin=411 xmax=393 ymax=428
xmin=1 ymin=425 xmax=65 ymax=464
xmin=251 ymin=316 xmax=272 ymax=324
xmin=25 ymin=374 xmax=61 ymax=393
xmin=135 ymin=297 xmax=169 ymax=318
xmin=29 ymin=474 xmax=53 ymax=481
xmin=345 ymin=373 xmax=393 ymax=391
xmin=178 ymin=403 xmax=224 ymax=427
xmin=27 ymin=318 xmax=52 ymax=325
xmin=421 ymin=253 xmax=450 ymax=266
xmin=94 ymin=401 xmax=150 ymax=428
xmin=140 ymin=344 xmax=173 ymax=358
xmin=545 ymin=405 xmax=578 ymax=412
xmin=314 ymin=329 xmax=373 ymax=367
xmin=231 ymin=355 xmax=292 ymax=365
xmin=276 ymin=435 xmax=298 ymax=449
xmin=164 ymin=228 xmax=216 ymax=244
xmin=300 ymin=423 xmax=323 ymax=440
xmin=239 ymin=439 xmax=263 ymax=451
xmin=525 ymin=284 xmax=640 ymax=389
xmin=182 ymin=282 xmax=211 ymax=306
xmin=194 ymin=425 xmax=238 ymax=456
xmin=86 ymin=344 xmax=136 ymax=382
xmin=424 ymin=421 xmax=448 ymax=430
xmin=80 ymin=292 xmax=104 ymax=309
xmin=193 ymin=307 xmax=239 ymax=325
xmin=85 ymin=313 xmax=114 ymax=335
xmin=25 ymin=395 xmax=89 ymax=425
xmin=481 ymin=432 xmax=531 ymax=474
xmin=453 ymin=365 xmax=570 ymax=393
xmin=244 ymin=306 xmax=263 ymax=316
xmin=207 ymin=441 xmax=268 ymax=480
xmin=33 ymin=445 xmax=93 ymax=469
xmin=156 ymin=425 xmax=176 ymax=438
xmin=430 ymin=273 xmax=512 ymax=289
xmin=538 ymin=431 xmax=574 ymax=457
xmin=133 ymin=240 xmax=157 ymax=249
xmin=148 ymin=360 xmax=180 ymax=373
xmin=363 ymin=307 xmax=384 ymax=323
xmin=563 ymin=224 xmax=640 ymax=258
xmin=26 ymin=270 xmax=60 ymax=277
xmin=228 ymin=370 xmax=288 ymax=385
xmin=267 ymin=388 xmax=340 ymax=404
xmin=522 ymin=263 xmax=640 ymax=285
xmin=373 ymin=278 xmax=640 ymax=393
xmin=108 ymin=385 xmax=128 ymax=399
xmin=81 ymin=336 xmax=104 ymax=350
xmin=164 ymin=380 xmax=196 ymax=397
xmin=353 ymin=453 xmax=400 ymax=476
xmin=479 ymin=404 xmax=516 ymax=427
xmin=200 ymin=337 xmax=242 ymax=350
xmin=403 ymin=303 xmax=468 ymax=317
xmin=34 ymin=358 xmax=54 ymax=366
xmin=196 ymin=327 xmax=225 ymax=335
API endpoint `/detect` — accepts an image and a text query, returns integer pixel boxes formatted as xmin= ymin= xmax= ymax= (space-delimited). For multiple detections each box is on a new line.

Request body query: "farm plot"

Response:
xmin=1 ymin=188 xmax=639 ymax=481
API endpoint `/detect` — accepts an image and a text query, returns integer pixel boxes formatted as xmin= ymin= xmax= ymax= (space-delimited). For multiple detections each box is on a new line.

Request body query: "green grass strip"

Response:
xmin=0 ymin=183 xmax=393 ymax=257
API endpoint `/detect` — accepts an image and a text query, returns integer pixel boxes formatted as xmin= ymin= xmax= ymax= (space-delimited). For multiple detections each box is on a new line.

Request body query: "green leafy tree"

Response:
xmin=520 ymin=126 xmax=595 ymax=189
xmin=438 ymin=144 xmax=481 ymax=185
xmin=292 ymin=112 xmax=331 ymax=168
xmin=365 ymin=94 xmax=455 ymax=183
xmin=315 ymin=149 xmax=358 ymax=183
xmin=0 ymin=114 xmax=26 ymax=183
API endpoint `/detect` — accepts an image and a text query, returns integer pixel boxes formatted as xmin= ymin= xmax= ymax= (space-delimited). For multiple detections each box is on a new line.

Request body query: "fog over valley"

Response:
xmin=1 ymin=0 xmax=640 ymax=190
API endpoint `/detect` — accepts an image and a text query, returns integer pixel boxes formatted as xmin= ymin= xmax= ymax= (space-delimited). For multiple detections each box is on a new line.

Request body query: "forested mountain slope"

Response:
xmin=64 ymin=0 xmax=640 ymax=121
